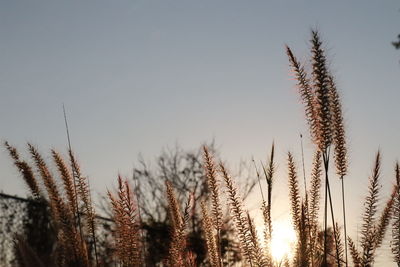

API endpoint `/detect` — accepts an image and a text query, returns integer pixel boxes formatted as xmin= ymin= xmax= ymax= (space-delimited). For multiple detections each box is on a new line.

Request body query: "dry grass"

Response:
xmin=4 ymin=29 xmax=400 ymax=267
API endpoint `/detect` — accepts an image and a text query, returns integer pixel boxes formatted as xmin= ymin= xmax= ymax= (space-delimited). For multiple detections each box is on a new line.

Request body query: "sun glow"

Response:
xmin=269 ymin=220 xmax=297 ymax=262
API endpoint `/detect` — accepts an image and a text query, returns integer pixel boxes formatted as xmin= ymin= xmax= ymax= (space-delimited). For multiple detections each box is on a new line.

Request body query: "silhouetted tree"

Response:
xmin=128 ymin=143 xmax=256 ymax=266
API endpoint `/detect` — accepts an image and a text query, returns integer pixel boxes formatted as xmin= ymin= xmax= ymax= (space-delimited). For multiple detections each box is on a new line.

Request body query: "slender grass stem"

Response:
xmin=323 ymin=151 xmax=329 ymax=267
xmin=341 ymin=177 xmax=348 ymax=267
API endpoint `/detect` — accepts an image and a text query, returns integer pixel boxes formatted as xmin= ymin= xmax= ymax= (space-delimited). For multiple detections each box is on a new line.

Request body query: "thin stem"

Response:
xmin=253 ymin=159 xmax=265 ymax=202
xmin=63 ymin=105 xmax=83 ymax=243
xmin=341 ymin=177 xmax=348 ymax=267
xmin=300 ymin=134 xmax=313 ymax=267
xmin=300 ymin=134 xmax=307 ymax=195
xmin=326 ymin=172 xmax=341 ymax=267
xmin=322 ymin=147 xmax=341 ymax=267
xmin=323 ymin=151 xmax=329 ymax=267
xmin=63 ymin=104 xmax=98 ymax=266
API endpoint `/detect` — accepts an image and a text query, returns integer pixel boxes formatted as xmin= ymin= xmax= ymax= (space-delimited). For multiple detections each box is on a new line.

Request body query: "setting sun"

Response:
xmin=269 ymin=220 xmax=297 ymax=262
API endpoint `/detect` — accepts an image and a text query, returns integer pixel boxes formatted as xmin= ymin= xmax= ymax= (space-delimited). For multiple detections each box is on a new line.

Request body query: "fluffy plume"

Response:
xmin=4 ymin=142 xmax=41 ymax=199
xmin=166 ymin=180 xmax=183 ymax=234
xmin=287 ymin=152 xmax=301 ymax=232
xmin=108 ymin=176 xmax=141 ymax=267
xmin=308 ymin=150 xmax=322 ymax=232
xmin=165 ymin=181 xmax=193 ymax=267
xmin=393 ymin=162 xmax=400 ymax=264
xmin=69 ymin=151 xmax=96 ymax=236
xmin=246 ymin=212 xmax=268 ymax=267
xmin=360 ymin=152 xmax=381 ymax=265
xmin=286 ymin=46 xmax=318 ymax=143
xmin=347 ymin=151 xmax=396 ymax=267
xmin=260 ymin=200 xmax=272 ymax=264
xmin=374 ymin=183 xmax=396 ymax=249
xmin=28 ymin=143 xmax=64 ymax=222
xmin=27 ymin=144 xmax=87 ymax=265
xmin=201 ymin=202 xmax=220 ymax=267
xmin=334 ymin=223 xmax=344 ymax=266
xmin=52 ymin=149 xmax=77 ymax=217
xmin=219 ymin=163 xmax=253 ymax=266
xmin=308 ymin=151 xmax=322 ymax=264
xmin=328 ymin=75 xmax=348 ymax=178
xmin=348 ymin=237 xmax=361 ymax=267
xmin=203 ymin=146 xmax=223 ymax=231
xmin=310 ymin=30 xmax=333 ymax=152
xmin=68 ymin=150 xmax=98 ymax=266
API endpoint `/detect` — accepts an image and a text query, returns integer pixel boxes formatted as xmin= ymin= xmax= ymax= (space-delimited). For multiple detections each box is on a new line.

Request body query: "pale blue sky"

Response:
xmin=1 ymin=1 xmax=399 ymax=265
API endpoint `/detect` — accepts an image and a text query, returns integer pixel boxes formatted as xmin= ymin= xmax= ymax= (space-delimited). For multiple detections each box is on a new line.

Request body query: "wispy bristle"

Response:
xmin=246 ymin=212 xmax=267 ymax=267
xmin=203 ymin=146 xmax=223 ymax=231
xmin=286 ymin=45 xmax=318 ymax=143
xmin=69 ymin=150 xmax=96 ymax=239
xmin=310 ymin=30 xmax=333 ymax=151
xmin=328 ymin=75 xmax=348 ymax=178
xmin=287 ymin=152 xmax=301 ymax=232
xmin=52 ymin=149 xmax=77 ymax=216
xmin=334 ymin=223 xmax=344 ymax=265
xmin=374 ymin=183 xmax=396 ymax=249
xmin=28 ymin=143 xmax=64 ymax=221
xmin=308 ymin=150 xmax=322 ymax=263
xmin=360 ymin=151 xmax=381 ymax=264
xmin=219 ymin=163 xmax=253 ymax=265
xmin=392 ymin=162 xmax=400 ymax=263
xmin=108 ymin=175 xmax=141 ymax=266
xmin=201 ymin=202 xmax=220 ymax=267
xmin=308 ymin=150 xmax=322 ymax=229
xmin=4 ymin=142 xmax=41 ymax=199
xmin=348 ymin=237 xmax=361 ymax=267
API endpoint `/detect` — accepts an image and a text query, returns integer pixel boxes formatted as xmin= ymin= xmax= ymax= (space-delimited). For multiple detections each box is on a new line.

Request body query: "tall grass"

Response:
xmin=4 ymin=29 xmax=400 ymax=267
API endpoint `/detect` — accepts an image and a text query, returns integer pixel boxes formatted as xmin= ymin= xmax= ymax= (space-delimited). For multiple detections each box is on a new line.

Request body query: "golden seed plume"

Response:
xmin=348 ymin=237 xmax=361 ymax=267
xmin=68 ymin=150 xmax=96 ymax=239
xmin=287 ymin=152 xmax=301 ymax=232
xmin=360 ymin=151 xmax=381 ymax=264
xmin=310 ymin=30 xmax=333 ymax=152
xmin=374 ymin=185 xmax=396 ymax=249
xmin=219 ymin=163 xmax=253 ymax=266
xmin=308 ymin=150 xmax=322 ymax=264
xmin=328 ymin=75 xmax=348 ymax=178
xmin=393 ymin=162 xmax=400 ymax=263
xmin=108 ymin=175 xmax=141 ymax=266
xmin=4 ymin=142 xmax=41 ymax=199
xmin=52 ymin=149 xmax=77 ymax=215
xmin=286 ymin=46 xmax=318 ymax=143
xmin=203 ymin=146 xmax=223 ymax=231
xmin=246 ymin=212 xmax=268 ymax=267
xmin=201 ymin=202 xmax=220 ymax=267
xmin=28 ymin=143 xmax=64 ymax=221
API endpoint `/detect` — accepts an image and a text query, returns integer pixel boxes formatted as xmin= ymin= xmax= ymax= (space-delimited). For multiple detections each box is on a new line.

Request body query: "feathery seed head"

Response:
xmin=310 ymin=30 xmax=333 ymax=151
xmin=203 ymin=146 xmax=223 ymax=231
xmin=328 ymin=75 xmax=348 ymax=178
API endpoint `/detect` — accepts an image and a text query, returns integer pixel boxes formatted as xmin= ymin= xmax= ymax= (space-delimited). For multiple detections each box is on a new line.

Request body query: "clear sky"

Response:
xmin=0 ymin=0 xmax=399 ymax=265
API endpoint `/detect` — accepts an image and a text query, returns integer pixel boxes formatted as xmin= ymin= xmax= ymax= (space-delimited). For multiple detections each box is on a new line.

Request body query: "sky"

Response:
xmin=0 ymin=0 xmax=399 ymax=265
